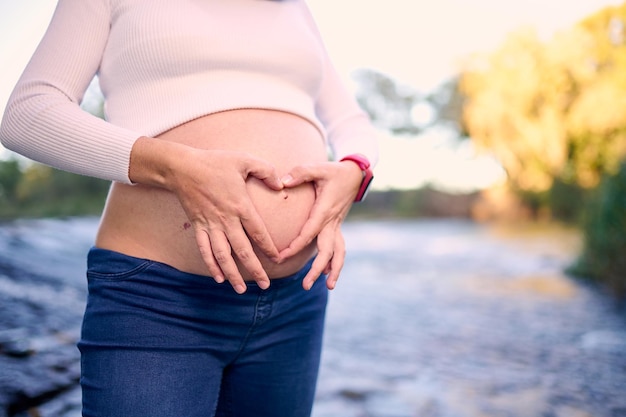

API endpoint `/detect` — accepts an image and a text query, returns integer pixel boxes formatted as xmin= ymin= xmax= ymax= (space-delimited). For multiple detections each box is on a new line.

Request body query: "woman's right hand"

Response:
xmin=129 ymin=137 xmax=284 ymax=294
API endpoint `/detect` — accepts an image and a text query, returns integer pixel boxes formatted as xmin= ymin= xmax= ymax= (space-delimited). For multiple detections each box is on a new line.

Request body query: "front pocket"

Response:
xmin=87 ymin=248 xmax=155 ymax=282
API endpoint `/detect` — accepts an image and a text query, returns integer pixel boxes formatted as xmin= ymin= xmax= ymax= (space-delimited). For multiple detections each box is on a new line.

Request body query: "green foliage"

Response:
xmin=0 ymin=159 xmax=110 ymax=219
xmin=347 ymin=187 xmax=479 ymax=219
xmin=547 ymin=179 xmax=588 ymax=223
xmin=0 ymin=76 xmax=111 ymax=219
xmin=570 ymin=160 xmax=626 ymax=300
xmin=0 ymin=158 xmax=21 ymax=203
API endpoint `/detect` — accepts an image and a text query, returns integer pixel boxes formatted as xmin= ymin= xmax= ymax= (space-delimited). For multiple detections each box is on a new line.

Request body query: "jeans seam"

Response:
xmin=232 ymin=297 xmax=261 ymax=365
xmin=87 ymin=260 xmax=154 ymax=281
xmin=228 ymin=289 xmax=275 ymax=364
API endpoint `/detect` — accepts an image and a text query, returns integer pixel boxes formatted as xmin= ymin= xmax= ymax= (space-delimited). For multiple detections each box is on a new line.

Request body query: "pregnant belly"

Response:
xmin=246 ymin=176 xmax=315 ymax=252
xmin=96 ymin=109 xmax=327 ymax=279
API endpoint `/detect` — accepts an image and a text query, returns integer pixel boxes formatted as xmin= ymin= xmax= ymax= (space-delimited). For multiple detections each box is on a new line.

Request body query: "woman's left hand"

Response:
xmin=279 ymin=160 xmax=363 ymax=290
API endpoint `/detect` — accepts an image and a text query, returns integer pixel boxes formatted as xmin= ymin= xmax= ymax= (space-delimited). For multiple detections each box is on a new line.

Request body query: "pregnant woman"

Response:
xmin=0 ymin=1 xmax=378 ymax=416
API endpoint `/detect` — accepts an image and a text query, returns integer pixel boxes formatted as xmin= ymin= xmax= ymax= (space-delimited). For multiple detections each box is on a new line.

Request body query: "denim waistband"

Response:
xmin=87 ymin=247 xmax=316 ymax=290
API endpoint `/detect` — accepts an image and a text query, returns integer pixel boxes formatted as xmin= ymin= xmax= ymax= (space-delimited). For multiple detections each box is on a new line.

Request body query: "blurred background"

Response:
xmin=1 ymin=1 xmax=626 ymax=417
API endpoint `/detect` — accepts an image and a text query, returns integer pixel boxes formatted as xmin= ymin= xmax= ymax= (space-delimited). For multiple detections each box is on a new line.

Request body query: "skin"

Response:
xmin=114 ymin=110 xmax=363 ymax=294
xmin=280 ymin=162 xmax=362 ymax=290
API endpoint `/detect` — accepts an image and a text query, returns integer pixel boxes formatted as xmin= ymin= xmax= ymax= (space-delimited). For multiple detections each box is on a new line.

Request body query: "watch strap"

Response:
xmin=340 ymin=154 xmax=374 ymax=202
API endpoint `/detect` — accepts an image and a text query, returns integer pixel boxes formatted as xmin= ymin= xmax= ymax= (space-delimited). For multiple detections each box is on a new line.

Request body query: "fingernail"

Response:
xmin=259 ymin=280 xmax=270 ymax=290
xmin=281 ymin=174 xmax=293 ymax=185
xmin=234 ymin=284 xmax=247 ymax=294
xmin=214 ymin=275 xmax=224 ymax=284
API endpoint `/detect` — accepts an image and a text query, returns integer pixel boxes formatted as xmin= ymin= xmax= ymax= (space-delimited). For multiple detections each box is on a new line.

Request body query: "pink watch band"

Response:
xmin=340 ymin=154 xmax=374 ymax=202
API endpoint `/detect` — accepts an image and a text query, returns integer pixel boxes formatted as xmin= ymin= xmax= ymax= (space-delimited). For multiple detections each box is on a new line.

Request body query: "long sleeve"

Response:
xmin=1 ymin=0 xmax=380 ymax=182
xmin=301 ymin=3 xmax=380 ymax=167
xmin=316 ymin=59 xmax=380 ymax=167
xmin=0 ymin=0 xmax=139 ymax=184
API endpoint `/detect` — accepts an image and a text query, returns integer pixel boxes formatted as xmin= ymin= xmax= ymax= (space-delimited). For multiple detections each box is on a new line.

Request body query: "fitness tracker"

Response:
xmin=340 ymin=154 xmax=374 ymax=202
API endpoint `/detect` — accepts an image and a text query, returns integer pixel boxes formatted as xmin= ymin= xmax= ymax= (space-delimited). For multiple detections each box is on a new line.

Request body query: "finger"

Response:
xmin=226 ymin=227 xmax=271 ymax=290
xmin=281 ymin=165 xmax=318 ymax=188
xmin=279 ymin=221 xmax=320 ymax=260
xmin=279 ymin=198 xmax=332 ymax=259
xmin=279 ymin=210 xmax=326 ymax=260
xmin=209 ymin=231 xmax=249 ymax=294
xmin=301 ymin=225 xmax=336 ymax=290
xmin=325 ymin=233 xmax=346 ymax=290
xmin=195 ymin=228 xmax=225 ymax=283
xmin=245 ymin=158 xmax=284 ymax=191
xmin=325 ymin=264 xmax=340 ymax=290
xmin=240 ymin=204 xmax=280 ymax=261
xmin=302 ymin=253 xmax=331 ymax=291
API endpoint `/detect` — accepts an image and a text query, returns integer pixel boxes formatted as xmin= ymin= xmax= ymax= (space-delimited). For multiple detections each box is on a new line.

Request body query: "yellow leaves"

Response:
xmin=568 ymin=77 xmax=626 ymax=135
xmin=460 ymin=3 xmax=626 ymax=193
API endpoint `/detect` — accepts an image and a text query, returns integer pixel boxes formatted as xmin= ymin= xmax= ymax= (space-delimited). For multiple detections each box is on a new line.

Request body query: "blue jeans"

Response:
xmin=78 ymin=248 xmax=328 ymax=417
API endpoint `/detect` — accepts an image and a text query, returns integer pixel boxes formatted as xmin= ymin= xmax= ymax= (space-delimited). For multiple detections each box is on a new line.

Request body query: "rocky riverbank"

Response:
xmin=1 ymin=218 xmax=625 ymax=417
xmin=0 ymin=218 xmax=92 ymax=417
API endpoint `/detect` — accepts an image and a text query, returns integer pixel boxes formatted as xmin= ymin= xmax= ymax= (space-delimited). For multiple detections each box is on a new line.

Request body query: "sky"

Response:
xmin=0 ymin=0 xmax=623 ymax=191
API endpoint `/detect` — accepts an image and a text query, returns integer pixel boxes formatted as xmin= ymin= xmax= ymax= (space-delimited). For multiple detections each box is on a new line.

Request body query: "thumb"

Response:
xmin=246 ymin=159 xmax=284 ymax=191
xmin=281 ymin=165 xmax=315 ymax=188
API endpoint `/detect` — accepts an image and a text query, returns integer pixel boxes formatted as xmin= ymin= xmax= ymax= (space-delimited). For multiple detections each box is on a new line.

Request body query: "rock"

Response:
xmin=16 ymin=386 xmax=82 ymax=417
xmin=2 ymin=218 xmax=626 ymax=417
xmin=0 ymin=342 xmax=80 ymax=416
xmin=0 ymin=219 xmax=90 ymax=415
xmin=0 ymin=329 xmax=34 ymax=358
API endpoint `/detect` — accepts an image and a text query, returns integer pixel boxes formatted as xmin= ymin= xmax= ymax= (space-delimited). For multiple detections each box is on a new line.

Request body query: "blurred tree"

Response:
xmin=0 ymin=158 xmax=110 ymax=218
xmin=570 ymin=161 xmax=626 ymax=301
xmin=427 ymin=76 xmax=466 ymax=134
xmin=352 ymin=69 xmax=468 ymax=138
xmin=460 ymin=3 xmax=626 ymax=194
xmin=0 ymin=77 xmax=111 ymax=218
xmin=0 ymin=158 xmax=21 ymax=203
xmin=352 ymin=69 xmax=424 ymax=135
xmin=16 ymin=164 xmax=109 ymax=206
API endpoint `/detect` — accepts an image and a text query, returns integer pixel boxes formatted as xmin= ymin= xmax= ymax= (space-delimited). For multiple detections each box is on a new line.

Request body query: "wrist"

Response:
xmin=339 ymin=154 xmax=374 ymax=202
xmin=129 ymin=136 xmax=192 ymax=190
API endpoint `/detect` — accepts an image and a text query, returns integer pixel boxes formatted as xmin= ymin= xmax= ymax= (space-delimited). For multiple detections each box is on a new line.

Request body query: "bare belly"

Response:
xmin=95 ymin=109 xmax=328 ymax=279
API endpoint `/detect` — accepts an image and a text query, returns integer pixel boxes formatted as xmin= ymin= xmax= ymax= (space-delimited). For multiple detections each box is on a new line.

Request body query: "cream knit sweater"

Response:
xmin=0 ymin=0 xmax=378 ymax=184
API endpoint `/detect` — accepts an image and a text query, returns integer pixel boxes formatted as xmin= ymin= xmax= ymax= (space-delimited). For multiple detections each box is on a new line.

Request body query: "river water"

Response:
xmin=0 ymin=217 xmax=625 ymax=417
